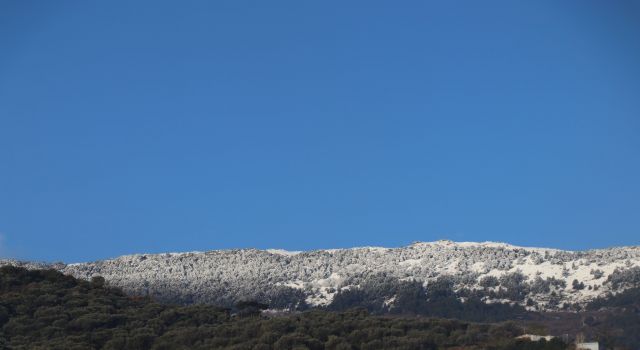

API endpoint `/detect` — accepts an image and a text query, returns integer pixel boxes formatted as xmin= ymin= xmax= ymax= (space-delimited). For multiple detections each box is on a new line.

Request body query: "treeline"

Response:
xmin=583 ymin=286 xmax=640 ymax=348
xmin=326 ymin=276 xmax=527 ymax=322
xmin=0 ymin=266 xmax=568 ymax=349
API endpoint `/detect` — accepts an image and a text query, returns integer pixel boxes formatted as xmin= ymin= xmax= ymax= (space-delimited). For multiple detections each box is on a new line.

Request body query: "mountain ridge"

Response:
xmin=2 ymin=240 xmax=640 ymax=314
xmin=70 ymin=239 xmax=640 ymax=263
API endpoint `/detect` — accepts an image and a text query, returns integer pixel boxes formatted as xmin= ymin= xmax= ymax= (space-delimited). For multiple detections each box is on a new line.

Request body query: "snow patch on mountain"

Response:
xmin=266 ymin=249 xmax=301 ymax=256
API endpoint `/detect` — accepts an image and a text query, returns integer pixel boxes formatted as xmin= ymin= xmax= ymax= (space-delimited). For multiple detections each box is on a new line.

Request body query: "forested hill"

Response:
xmin=0 ymin=266 xmax=569 ymax=350
xmin=5 ymin=240 xmax=638 ymax=314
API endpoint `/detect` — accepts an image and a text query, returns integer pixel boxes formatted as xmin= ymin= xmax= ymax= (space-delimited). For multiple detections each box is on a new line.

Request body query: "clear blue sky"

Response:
xmin=1 ymin=1 xmax=639 ymax=262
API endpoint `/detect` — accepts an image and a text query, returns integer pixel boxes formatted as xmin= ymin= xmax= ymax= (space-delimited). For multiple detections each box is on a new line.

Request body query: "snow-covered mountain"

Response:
xmin=3 ymin=240 xmax=640 ymax=312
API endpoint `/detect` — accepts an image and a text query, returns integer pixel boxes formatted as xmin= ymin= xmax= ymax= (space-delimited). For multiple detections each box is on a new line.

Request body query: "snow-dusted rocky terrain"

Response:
xmin=3 ymin=240 xmax=640 ymax=311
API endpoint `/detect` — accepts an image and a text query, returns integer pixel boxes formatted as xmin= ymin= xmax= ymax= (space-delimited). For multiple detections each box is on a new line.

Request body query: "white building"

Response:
xmin=516 ymin=334 xmax=555 ymax=341
xmin=576 ymin=342 xmax=599 ymax=350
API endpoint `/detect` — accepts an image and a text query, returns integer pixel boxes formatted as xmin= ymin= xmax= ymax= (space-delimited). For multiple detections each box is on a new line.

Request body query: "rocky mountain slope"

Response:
xmin=3 ymin=240 xmax=640 ymax=312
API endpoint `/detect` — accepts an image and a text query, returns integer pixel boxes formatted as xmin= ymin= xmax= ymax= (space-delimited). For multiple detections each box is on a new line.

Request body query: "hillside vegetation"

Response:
xmin=0 ymin=266 xmax=569 ymax=350
xmin=52 ymin=241 xmax=640 ymax=312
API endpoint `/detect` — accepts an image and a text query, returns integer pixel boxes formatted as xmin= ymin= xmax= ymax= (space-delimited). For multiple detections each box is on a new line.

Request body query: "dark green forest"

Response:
xmin=581 ymin=286 xmax=640 ymax=348
xmin=325 ymin=276 xmax=527 ymax=322
xmin=0 ymin=266 xmax=569 ymax=350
